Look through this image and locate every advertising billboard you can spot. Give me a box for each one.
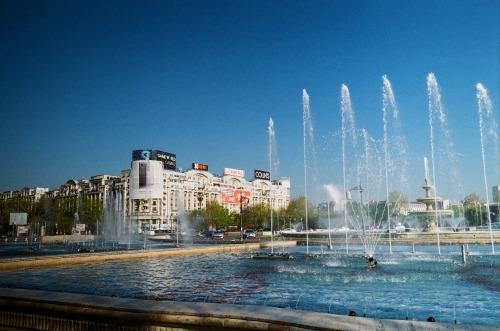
[254,170,270,180]
[192,163,208,171]
[221,189,251,204]
[224,168,245,177]
[9,213,27,225]
[130,160,163,199]
[132,150,176,170]
[156,151,176,170]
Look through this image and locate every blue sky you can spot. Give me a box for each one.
[1,0,498,204]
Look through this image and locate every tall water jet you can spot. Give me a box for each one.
[340,84,356,254]
[302,89,313,254]
[324,184,343,250]
[104,190,125,247]
[268,117,278,253]
[427,73,460,254]
[382,75,409,254]
[426,73,462,199]
[356,129,384,257]
[476,83,497,254]
[175,189,190,247]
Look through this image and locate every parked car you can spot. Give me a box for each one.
[212,231,224,239]
[243,229,256,239]
[203,230,214,238]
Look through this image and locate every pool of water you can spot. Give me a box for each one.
[0,243,498,327]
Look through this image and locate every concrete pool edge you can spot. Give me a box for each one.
[1,288,497,331]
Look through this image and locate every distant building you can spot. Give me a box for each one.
[0,187,49,204]
[493,186,500,202]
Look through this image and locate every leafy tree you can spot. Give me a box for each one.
[462,193,485,226]
[462,193,484,209]
[188,200,232,230]
[242,203,270,230]
[78,195,103,234]
[281,196,319,229]
[389,191,409,216]
[0,201,15,235]
[369,202,388,226]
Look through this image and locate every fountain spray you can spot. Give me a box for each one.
[302,89,311,254]
[476,83,497,254]
[341,84,355,254]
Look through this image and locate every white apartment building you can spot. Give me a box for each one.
[119,164,290,233]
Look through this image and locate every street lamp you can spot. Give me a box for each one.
[239,192,249,240]
[347,182,365,235]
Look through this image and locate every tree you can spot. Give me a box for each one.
[388,191,409,216]
[242,203,270,230]
[188,200,232,230]
[78,195,104,234]
[462,193,485,226]
[282,196,319,229]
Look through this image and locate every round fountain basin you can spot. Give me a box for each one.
[0,244,498,327]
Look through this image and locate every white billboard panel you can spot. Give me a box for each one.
[9,213,27,225]
[130,160,163,199]
[224,168,245,177]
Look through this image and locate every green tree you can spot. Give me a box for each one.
[389,191,409,216]
[78,195,104,234]
[0,200,15,235]
[188,200,232,230]
[243,203,270,230]
[462,193,485,226]
[53,197,78,235]
[282,196,319,229]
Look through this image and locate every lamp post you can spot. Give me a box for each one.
[239,192,249,241]
[348,182,365,235]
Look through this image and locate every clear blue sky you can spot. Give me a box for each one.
[1,0,498,204]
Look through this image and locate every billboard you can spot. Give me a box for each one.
[221,189,251,204]
[156,151,176,170]
[254,170,270,180]
[130,160,163,199]
[224,168,245,177]
[9,213,27,225]
[76,224,86,232]
[132,150,176,170]
[192,163,208,171]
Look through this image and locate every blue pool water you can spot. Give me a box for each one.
[0,244,498,327]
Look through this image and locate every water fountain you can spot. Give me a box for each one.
[412,177,452,231]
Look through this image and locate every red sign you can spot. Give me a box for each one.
[221,189,251,204]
